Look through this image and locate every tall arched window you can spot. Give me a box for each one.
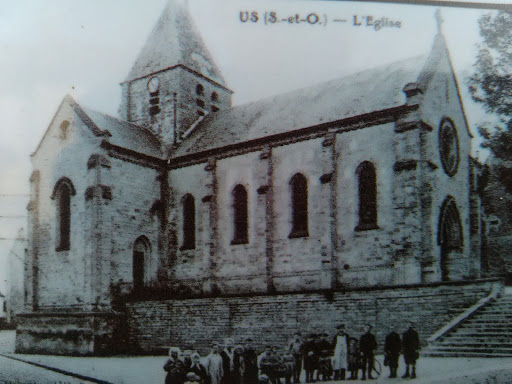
[51,178,76,251]
[232,185,248,244]
[133,236,150,291]
[181,194,196,250]
[356,161,378,231]
[289,173,309,238]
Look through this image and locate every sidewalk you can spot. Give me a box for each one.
[4,352,512,384]
[3,332,512,384]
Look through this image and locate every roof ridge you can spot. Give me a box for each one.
[83,106,153,132]
[69,100,111,137]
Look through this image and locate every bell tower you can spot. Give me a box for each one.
[118,0,232,152]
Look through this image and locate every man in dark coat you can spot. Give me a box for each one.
[243,338,259,384]
[288,332,303,384]
[220,338,236,384]
[359,324,377,380]
[402,321,420,379]
[316,333,333,381]
[302,334,318,383]
[384,330,402,378]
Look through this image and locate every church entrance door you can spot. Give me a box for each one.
[438,197,463,282]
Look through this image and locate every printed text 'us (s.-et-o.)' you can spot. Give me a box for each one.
[239,11,402,31]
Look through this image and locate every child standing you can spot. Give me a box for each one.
[347,338,361,380]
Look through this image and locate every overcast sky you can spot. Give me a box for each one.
[0,0,498,295]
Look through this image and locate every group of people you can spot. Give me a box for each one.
[291,324,378,382]
[164,338,259,384]
[163,322,420,384]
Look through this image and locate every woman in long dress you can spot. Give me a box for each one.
[206,343,224,384]
[332,324,349,380]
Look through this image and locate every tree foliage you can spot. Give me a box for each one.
[469,11,512,160]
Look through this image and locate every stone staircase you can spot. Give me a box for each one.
[426,294,512,357]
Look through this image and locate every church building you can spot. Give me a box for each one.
[16,2,490,355]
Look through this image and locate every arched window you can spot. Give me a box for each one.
[181,194,196,250]
[232,185,248,244]
[356,161,378,231]
[196,84,204,96]
[438,196,463,281]
[133,236,150,291]
[289,173,309,238]
[51,178,76,251]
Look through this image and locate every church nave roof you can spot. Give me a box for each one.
[171,54,427,158]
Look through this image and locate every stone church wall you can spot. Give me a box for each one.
[168,162,212,290]
[335,122,397,287]
[29,106,102,309]
[215,152,268,292]
[125,278,500,355]
[268,139,330,291]
[417,52,475,281]
[109,158,161,289]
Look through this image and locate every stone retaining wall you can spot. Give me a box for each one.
[125,279,501,355]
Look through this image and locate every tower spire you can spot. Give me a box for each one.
[124,0,226,87]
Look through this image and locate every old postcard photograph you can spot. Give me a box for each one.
[0,0,511,383]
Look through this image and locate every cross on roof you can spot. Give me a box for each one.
[435,9,444,34]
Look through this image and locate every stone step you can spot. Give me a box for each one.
[423,350,512,358]
[446,331,512,338]
[455,327,512,333]
[441,338,512,345]
[466,318,512,324]
[463,322,512,327]
[424,296,512,357]
[482,304,512,308]
[461,320,512,326]
[443,336,512,343]
[472,310,512,315]
[425,345,512,354]
[467,313,512,318]
[458,323,512,328]
[432,341,512,352]
[476,309,512,317]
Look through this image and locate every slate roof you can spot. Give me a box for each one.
[82,108,163,158]
[124,0,227,87]
[171,55,427,158]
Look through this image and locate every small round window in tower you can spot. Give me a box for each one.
[147,76,160,93]
[439,118,459,176]
[196,84,204,96]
